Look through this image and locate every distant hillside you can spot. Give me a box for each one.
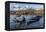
[10,8,44,16]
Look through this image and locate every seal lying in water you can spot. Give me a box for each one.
[13,15,26,24]
[27,16,42,25]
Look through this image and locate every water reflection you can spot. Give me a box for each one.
[10,15,44,29]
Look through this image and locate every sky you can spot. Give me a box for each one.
[10,3,43,11]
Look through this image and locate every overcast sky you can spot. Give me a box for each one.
[10,3,43,11]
